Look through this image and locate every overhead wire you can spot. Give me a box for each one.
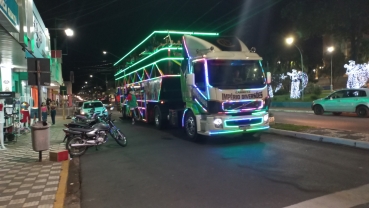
[212,0,283,33]
[185,1,223,30]
[44,1,116,21]
[219,0,283,33]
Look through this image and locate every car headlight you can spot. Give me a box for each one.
[263,114,269,123]
[81,111,85,115]
[213,118,223,128]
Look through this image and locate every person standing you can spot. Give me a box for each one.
[50,101,57,125]
[41,102,48,122]
[46,97,51,115]
[125,88,138,124]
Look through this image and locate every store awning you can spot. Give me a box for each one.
[0,25,33,70]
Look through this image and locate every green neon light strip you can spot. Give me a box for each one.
[124,75,181,85]
[115,57,184,80]
[114,30,219,66]
[224,117,263,128]
[115,47,182,76]
[209,126,269,135]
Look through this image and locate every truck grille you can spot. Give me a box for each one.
[225,118,262,127]
[222,101,263,111]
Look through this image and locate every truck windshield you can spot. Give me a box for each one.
[207,60,266,89]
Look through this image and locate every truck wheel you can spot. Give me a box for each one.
[122,106,128,119]
[185,111,198,141]
[154,106,163,129]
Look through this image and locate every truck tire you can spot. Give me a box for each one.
[184,111,198,141]
[154,106,164,129]
[122,106,128,119]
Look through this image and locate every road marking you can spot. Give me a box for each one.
[54,160,70,208]
[285,184,369,208]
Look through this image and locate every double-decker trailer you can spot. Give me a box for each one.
[114,31,271,141]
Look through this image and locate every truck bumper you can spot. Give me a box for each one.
[196,113,270,136]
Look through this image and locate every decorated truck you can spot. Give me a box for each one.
[114,30,272,141]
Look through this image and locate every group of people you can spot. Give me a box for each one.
[41,98,57,125]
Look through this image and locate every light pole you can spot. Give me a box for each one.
[286,37,304,100]
[103,51,119,58]
[48,26,74,120]
[327,46,335,91]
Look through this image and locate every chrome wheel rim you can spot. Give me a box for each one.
[186,117,196,136]
[69,138,86,154]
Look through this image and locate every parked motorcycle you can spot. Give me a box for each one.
[62,114,107,142]
[64,114,127,156]
[73,108,97,123]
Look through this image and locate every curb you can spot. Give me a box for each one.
[54,160,70,208]
[270,109,313,114]
[268,128,369,150]
[64,157,81,208]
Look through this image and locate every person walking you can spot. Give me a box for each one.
[41,102,48,122]
[125,88,138,124]
[50,101,57,125]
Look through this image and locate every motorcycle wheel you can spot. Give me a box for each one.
[114,130,127,147]
[67,137,88,156]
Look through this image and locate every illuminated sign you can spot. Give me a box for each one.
[222,92,263,100]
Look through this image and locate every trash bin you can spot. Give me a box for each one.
[31,122,50,151]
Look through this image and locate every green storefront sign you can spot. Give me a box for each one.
[0,0,19,31]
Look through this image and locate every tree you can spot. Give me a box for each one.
[282,0,369,61]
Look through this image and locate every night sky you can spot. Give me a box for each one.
[33,0,291,93]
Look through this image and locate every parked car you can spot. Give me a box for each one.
[80,100,108,116]
[74,101,84,115]
[101,99,113,108]
[312,88,369,117]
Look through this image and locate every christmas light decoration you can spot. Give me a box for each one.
[344,61,369,89]
[286,69,308,99]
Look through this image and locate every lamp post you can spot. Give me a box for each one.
[327,46,335,91]
[103,51,119,58]
[285,37,304,100]
[48,27,74,120]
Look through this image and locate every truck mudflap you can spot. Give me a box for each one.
[196,113,270,136]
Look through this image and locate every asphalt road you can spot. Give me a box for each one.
[79,113,369,208]
[271,111,369,134]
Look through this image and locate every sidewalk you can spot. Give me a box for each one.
[0,115,71,208]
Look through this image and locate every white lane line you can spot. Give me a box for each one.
[285,184,369,208]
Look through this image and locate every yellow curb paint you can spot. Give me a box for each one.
[54,160,69,208]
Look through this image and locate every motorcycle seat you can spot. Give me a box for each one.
[68,123,90,128]
[63,129,82,135]
[69,127,94,133]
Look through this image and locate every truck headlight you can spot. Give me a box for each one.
[263,114,269,123]
[213,118,223,128]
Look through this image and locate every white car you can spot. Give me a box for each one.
[312,88,369,117]
[81,101,108,116]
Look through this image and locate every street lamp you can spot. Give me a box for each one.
[327,46,335,91]
[49,25,74,120]
[85,81,88,84]
[103,51,119,58]
[90,75,93,78]
[285,36,304,100]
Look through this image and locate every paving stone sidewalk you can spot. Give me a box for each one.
[0,116,70,208]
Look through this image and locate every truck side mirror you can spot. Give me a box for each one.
[186,73,195,86]
[266,72,271,84]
